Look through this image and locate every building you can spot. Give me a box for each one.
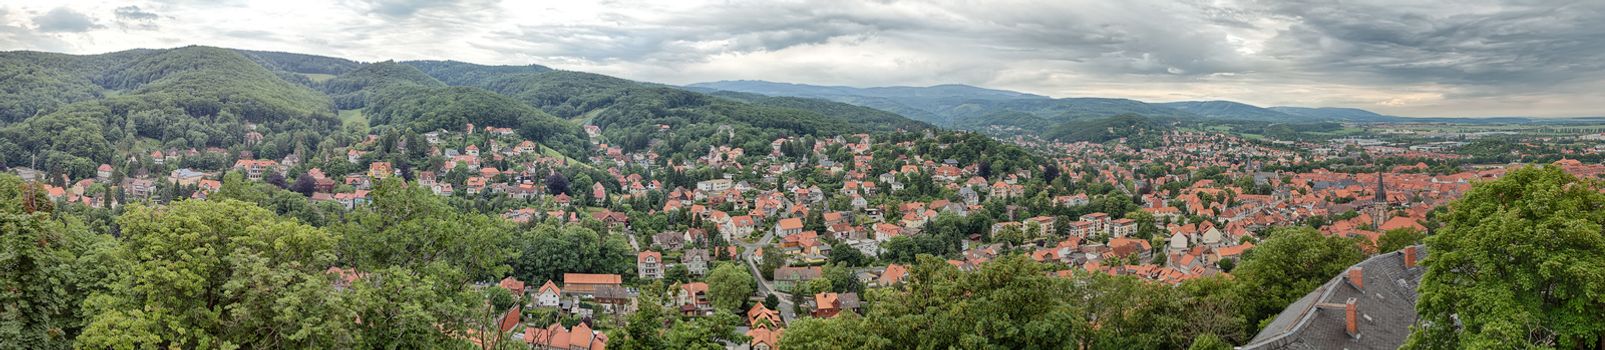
[534,280,562,308]
[560,273,623,298]
[1111,218,1137,237]
[697,179,733,192]
[1241,246,1426,350]
[523,322,608,350]
[683,249,710,275]
[773,266,823,292]
[637,251,663,279]
[775,217,805,237]
[811,292,861,318]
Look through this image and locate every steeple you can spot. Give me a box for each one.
[1374,171,1387,203]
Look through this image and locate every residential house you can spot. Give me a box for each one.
[775,217,804,237]
[638,251,663,279]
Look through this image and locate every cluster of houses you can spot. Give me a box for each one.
[25,117,1605,349]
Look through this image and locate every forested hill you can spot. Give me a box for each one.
[690,80,1199,128]
[393,61,934,158]
[1044,114,1174,148]
[0,46,340,177]
[0,46,937,179]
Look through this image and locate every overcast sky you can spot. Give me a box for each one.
[3,0,1602,117]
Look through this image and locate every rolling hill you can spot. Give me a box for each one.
[0,46,942,176]
[0,46,340,174]
[1158,101,1300,121]
[687,80,1505,128]
[690,80,1197,128]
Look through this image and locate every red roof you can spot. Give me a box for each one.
[563,273,622,285]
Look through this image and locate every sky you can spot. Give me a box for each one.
[2,0,1602,118]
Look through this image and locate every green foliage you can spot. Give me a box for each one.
[1233,226,1366,333]
[0,53,101,123]
[0,175,118,350]
[1045,114,1171,148]
[408,66,928,159]
[323,61,444,109]
[950,110,1053,130]
[1405,166,1605,349]
[706,91,933,132]
[508,221,634,284]
[706,262,755,313]
[614,282,668,350]
[828,242,870,267]
[362,84,588,158]
[237,49,361,76]
[77,199,350,349]
[0,46,338,170]
[1188,334,1232,350]
[778,313,892,350]
[1376,227,1426,253]
[336,178,516,282]
[662,311,747,349]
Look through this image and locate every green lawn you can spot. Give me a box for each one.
[338,109,367,132]
[300,73,337,83]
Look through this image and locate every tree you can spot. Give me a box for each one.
[614,282,667,350]
[78,200,354,349]
[828,242,869,267]
[1376,227,1425,253]
[264,171,287,188]
[1187,334,1232,350]
[1405,166,1605,349]
[546,172,570,196]
[0,175,118,350]
[665,264,691,284]
[336,178,515,281]
[706,262,755,313]
[292,172,317,196]
[764,294,780,310]
[511,223,634,284]
[663,311,747,349]
[1233,227,1365,333]
[779,313,891,350]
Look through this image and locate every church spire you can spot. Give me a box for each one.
[1375,171,1387,203]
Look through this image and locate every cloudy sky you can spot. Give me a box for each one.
[2,0,1602,117]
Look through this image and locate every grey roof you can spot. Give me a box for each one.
[1241,246,1427,350]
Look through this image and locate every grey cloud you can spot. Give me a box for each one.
[496,1,923,63]
[113,6,161,30]
[352,0,486,18]
[33,7,101,33]
[496,0,1262,80]
[114,6,159,21]
[224,30,277,40]
[1259,0,1605,89]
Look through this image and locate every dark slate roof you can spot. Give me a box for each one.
[1241,246,1427,350]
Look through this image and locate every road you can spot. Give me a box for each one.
[733,229,796,322]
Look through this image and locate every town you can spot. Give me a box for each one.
[17,113,1605,349]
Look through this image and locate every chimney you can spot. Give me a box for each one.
[1404,246,1418,268]
[1347,267,1364,290]
[1345,298,1360,338]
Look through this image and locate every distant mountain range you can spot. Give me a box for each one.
[687,80,1542,129]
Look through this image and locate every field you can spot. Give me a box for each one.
[300,73,337,83]
[338,109,367,132]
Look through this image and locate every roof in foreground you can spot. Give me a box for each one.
[1241,245,1427,350]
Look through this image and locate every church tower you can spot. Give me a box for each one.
[1370,171,1389,229]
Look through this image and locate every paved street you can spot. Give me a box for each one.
[733,230,796,322]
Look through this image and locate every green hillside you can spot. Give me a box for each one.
[400,62,936,158]
[1045,114,1172,148]
[0,46,338,177]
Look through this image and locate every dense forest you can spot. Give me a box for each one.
[1045,114,1173,147]
[0,46,339,178]
[0,45,943,180]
